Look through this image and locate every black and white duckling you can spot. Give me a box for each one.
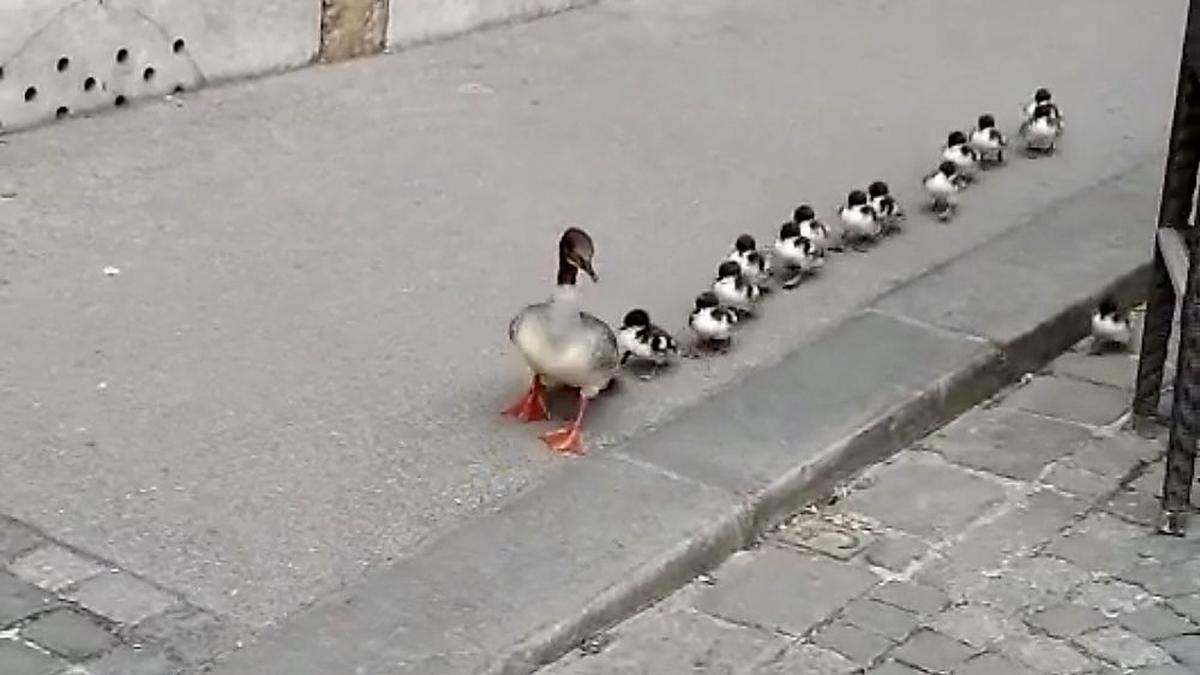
[969,114,1008,165]
[1023,87,1063,126]
[773,221,824,289]
[726,234,773,289]
[688,291,738,350]
[1091,297,1132,353]
[867,181,905,235]
[837,190,881,251]
[713,260,762,315]
[923,160,966,221]
[617,308,678,376]
[942,131,979,182]
[505,227,620,455]
[1020,103,1063,155]
[793,204,839,253]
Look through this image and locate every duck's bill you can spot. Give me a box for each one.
[580,261,598,281]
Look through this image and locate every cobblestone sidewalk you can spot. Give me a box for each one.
[0,525,235,673]
[544,342,1200,674]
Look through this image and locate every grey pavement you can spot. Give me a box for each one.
[0,0,1184,670]
[543,344,1200,675]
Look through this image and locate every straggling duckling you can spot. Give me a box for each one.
[969,114,1008,166]
[617,308,678,377]
[794,204,839,253]
[867,181,905,235]
[773,221,824,289]
[688,291,738,351]
[1020,103,1063,155]
[923,160,966,221]
[726,234,773,289]
[1023,87,1063,127]
[838,190,881,251]
[1091,297,1132,353]
[942,131,980,183]
[713,260,762,316]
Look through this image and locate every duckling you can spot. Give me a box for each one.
[726,234,773,289]
[793,204,839,253]
[773,221,824,289]
[838,190,880,251]
[923,160,965,221]
[713,260,762,315]
[942,131,979,182]
[688,291,738,350]
[867,181,905,235]
[617,309,678,376]
[505,227,620,454]
[969,114,1008,165]
[1023,87,1063,127]
[1020,103,1062,155]
[1091,297,1132,353]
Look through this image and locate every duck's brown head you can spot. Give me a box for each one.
[558,227,597,285]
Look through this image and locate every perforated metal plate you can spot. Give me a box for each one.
[0,0,203,132]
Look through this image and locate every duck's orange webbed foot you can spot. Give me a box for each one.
[540,425,585,455]
[502,376,548,422]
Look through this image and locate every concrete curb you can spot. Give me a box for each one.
[209,158,1159,675]
[496,271,1152,675]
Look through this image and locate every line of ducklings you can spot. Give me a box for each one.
[506,88,1065,454]
[628,88,1066,362]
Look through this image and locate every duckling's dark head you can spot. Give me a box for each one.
[558,227,597,284]
[868,181,889,198]
[780,221,800,239]
[1033,103,1055,119]
[695,292,719,309]
[1097,296,1119,318]
[717,260,741,280]
[1035,87,1052,103]
[939,160,958,176]
[734,234,756,253]
[847,190,868,207]
[793,204,815,222]
[947,130,967,146]
[622,308,651,329]
[978,113,996,129]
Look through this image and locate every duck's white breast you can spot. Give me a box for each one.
[513,310,603,387]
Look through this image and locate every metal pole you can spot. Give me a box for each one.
[1164,234,1200,534]
[1151,2,1200,533]
[1136,57,1198,429]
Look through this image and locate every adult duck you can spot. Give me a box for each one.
[504,227,619,454]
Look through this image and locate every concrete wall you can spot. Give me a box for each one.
[0,0,585,134]
[387,0,589,48]
[0,0,320,131]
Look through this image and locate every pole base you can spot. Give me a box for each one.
[1158,509,1190,536]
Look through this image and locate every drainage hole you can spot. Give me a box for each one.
[114,94,127,107]
[83,76,97,92]
[24,86,37,102]
[172,38,186,53]
[56,56,70,72]
[55,106,69,119]
[0,65,5,81]
[142,66,156,82]
[116,47,129,63]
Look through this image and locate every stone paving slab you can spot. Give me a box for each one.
[1000,376,1131,427]
[694,548,878,637]
[924,407,1094,481]
[541,350,1199,674]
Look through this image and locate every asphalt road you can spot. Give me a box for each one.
[0,0,1185,635]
